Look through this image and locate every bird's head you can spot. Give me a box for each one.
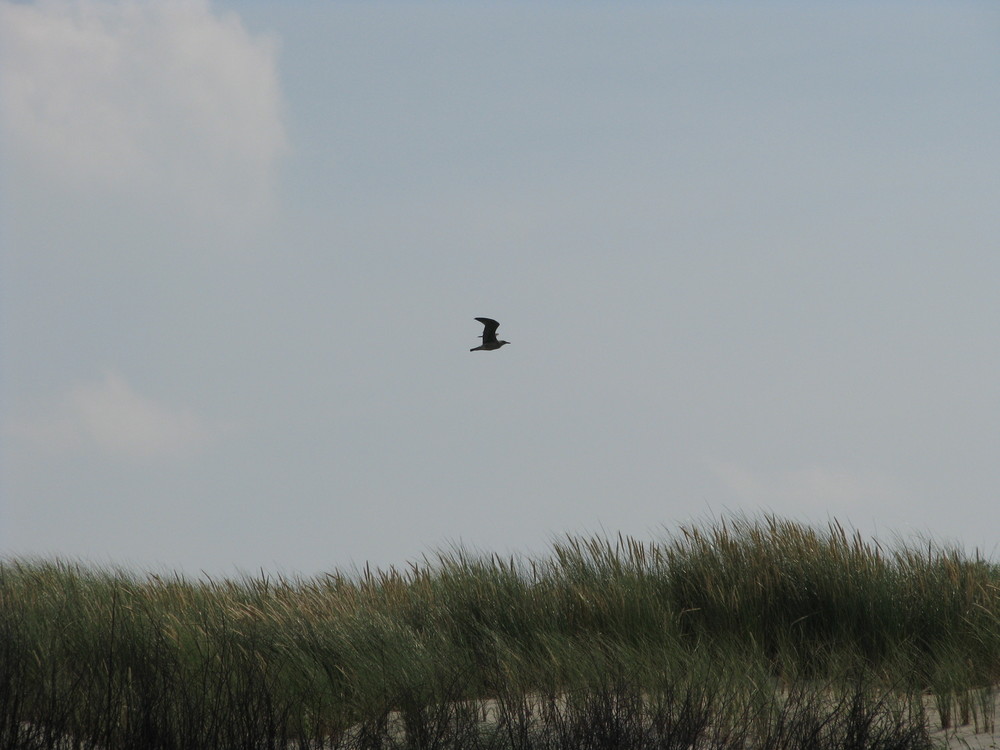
[498,340,510,347]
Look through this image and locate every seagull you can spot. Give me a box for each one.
[470,317,510,351]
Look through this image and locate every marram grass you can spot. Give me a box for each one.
[1,514,997,749]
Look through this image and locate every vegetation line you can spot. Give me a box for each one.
[1,514,996,749]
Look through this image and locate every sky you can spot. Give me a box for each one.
[2,0,1000,575]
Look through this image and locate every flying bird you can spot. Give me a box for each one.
[470,317,510,351]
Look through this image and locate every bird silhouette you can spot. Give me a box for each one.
[470,317,510,351]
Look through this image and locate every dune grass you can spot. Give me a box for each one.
[1,514,997,748]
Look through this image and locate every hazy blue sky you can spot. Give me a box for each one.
[3,1,999,575]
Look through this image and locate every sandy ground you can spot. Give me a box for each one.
[930,723,999,749]
[931,727,999,750]
[924,691,998,750]
[368,690,999,749]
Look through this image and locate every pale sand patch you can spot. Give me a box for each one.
[924,689,998,750]
[355,688,1000,749]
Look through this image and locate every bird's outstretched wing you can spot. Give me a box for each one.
[475,317,500,344]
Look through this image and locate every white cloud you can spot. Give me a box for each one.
[6,371,225,459]
[0,0,286,219]
[709,461,908,513]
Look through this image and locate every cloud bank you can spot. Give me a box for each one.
[6,371,225,459]
[710,461,908,514]
[0,0,287,220]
